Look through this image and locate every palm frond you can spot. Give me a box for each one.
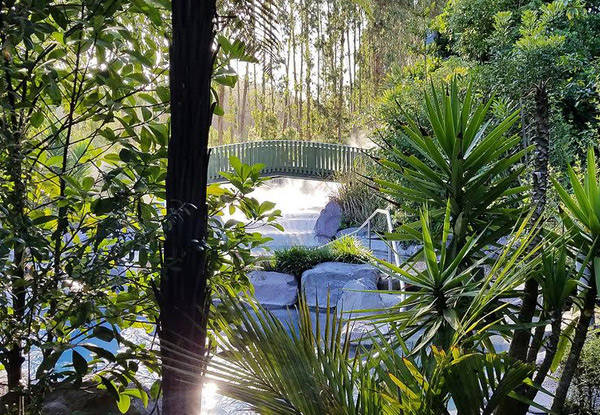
[206,292,386,415]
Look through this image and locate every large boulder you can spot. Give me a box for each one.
[314,201,342,240]
[336,279,391,344]
[301,262,379,307]
[341,320,390,345]
[43,384,152,415]
[249,271,298,307]
[336,278,385,316]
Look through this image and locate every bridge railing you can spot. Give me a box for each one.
[208,140,366,183]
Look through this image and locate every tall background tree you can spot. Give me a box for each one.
[205,0,440,146]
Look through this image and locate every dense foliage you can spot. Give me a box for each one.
[266,235,371,280]
[0,1,170,412]
[1,1,599,414]
[0,0,276,412]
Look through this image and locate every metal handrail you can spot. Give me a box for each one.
[328,208,404,294]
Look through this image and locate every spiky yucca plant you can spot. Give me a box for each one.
[206,291,536,415]
[375,80,529,259]
[550,148,600,413]
[370,203,542,356]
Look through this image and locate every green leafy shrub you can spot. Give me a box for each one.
[267,236,371,280]
[329,235,372,263]
[374,79,528,257]
[268,246,335,280]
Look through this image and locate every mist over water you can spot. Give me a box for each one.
[232,177,340,250]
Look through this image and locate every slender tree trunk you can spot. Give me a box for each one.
[253,64,258,113]
[283,29,291,132]
[1,56,26,413]
[357,19,362,112]
[217,85,225,146]
[292,20,298,130]
[508,85,550,359]
[306,49,312,141]
[337,30,344,142]
[347,24,353,113]
[526,319,547,364]
[516,313,562,413]
[161,1,215,414]
[501,84,551,415]
[353,17,358,113]
[552,283,597,414]
[316,4,322,104]
[299,31,304,140]
[239,69,249,142]
[4,131,26,413]
[260,67,265,137]
[269,59,275,115]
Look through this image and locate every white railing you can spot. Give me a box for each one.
[330,208,404,294]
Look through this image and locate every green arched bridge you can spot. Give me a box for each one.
[208,140,365,183]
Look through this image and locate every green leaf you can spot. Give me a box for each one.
[72,350,88,376]
[30,112,44,128]
[150,380,161,400]
[100,376,120,401]
[82,344,116,362]
[92,198,121,215]
[122,389,149,408]
[32,215,58,225]
[156,86,169,103]
[117,394,131,414]
[36,350,63,378]
[93,325,115,342]
[594,257,600,295]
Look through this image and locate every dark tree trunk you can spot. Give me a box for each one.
[530,85,550,231]
[160,1,216,414]
[4,132,26,413]
[519,313,562,412]
[508,85,550,359]
[2,65,27,412]
[552,283,597,414]
[500,84,550,415]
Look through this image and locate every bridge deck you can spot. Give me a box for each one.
[208,140,365,183]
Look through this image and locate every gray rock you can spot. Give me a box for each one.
[43,384,152,415]
[314,201,342,239]
[397,243,423,259]
[301,262,379,307]
[249,271,298,307]
[336,279,391,345]
[380,293,404,309]
[336,278,385,316]
[341,320,390,345]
